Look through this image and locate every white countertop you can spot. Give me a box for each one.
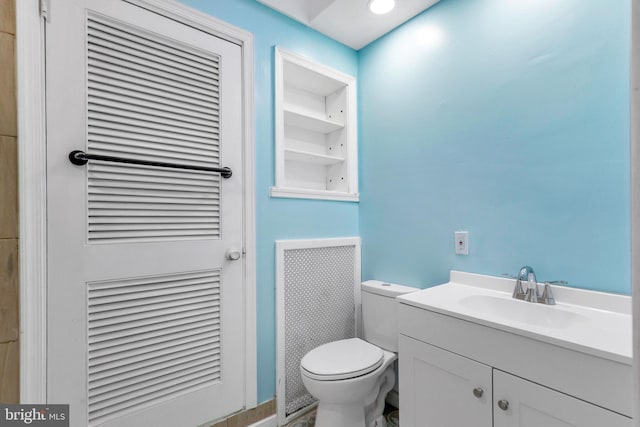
[397,271,632,365]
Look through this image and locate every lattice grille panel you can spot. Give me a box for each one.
[87,270,222,426]
[282,244,357,417]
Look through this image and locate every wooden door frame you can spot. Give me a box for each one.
[16,0,257,409]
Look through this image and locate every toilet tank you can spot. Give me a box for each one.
[361,280,418,352]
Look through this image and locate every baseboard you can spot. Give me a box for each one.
[202,399,276,427]
[248,415,277,427]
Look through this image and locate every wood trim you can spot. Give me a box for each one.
[248,415,277,427]
[16,0,47,404]
[206,399,276,427]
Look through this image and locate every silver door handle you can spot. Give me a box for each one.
[473,388,484,398]
[225,249,242,261]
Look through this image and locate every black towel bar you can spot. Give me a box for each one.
[68,150,232,179]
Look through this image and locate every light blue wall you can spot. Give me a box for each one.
[359,0,630,293]
[181,0,630,406]
[178,0,359,403]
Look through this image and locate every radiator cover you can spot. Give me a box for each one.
[276,237,361,425]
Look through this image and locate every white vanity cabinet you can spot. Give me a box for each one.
[400,335,631,427]
[493,370,630,427]
[399,336,492,427]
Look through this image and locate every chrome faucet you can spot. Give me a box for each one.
[512,266,563,305]
[512,266,534,300]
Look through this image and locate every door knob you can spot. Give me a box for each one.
[225,249,242,261]
[497,399,509,411]
[473,388,484,398]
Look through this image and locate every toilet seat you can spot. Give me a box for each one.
[300,338,384,381]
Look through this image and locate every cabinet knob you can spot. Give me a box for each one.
[472,388,484,398]
[225,249,242,261]
[497,399,509,411]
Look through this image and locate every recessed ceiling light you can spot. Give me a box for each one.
[368,0,396,15]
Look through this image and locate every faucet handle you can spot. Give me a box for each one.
[523,272,539,303]
[512,266,535,300]
[512,279,525,299]
[524,273,540,302]
[540,282,556,305]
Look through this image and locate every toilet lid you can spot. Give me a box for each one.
[300,338,384,381]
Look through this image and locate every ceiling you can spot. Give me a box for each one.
[256,0,440,50]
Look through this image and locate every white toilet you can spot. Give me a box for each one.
[300,280,416,427]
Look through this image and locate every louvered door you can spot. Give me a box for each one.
[46,1,244,426]
[86,12,225,243]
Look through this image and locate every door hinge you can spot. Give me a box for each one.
[40,0,50,22]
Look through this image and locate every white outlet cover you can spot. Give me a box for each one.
[455,231,468,255]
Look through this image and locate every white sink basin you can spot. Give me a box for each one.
[397,271,632,364]
[459,294,589,329]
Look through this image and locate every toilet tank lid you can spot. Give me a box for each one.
[361,280,419,297]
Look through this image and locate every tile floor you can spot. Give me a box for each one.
[284,405,399,427]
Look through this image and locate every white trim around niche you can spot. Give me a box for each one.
[271,47,359,203]
[16,0,258,409]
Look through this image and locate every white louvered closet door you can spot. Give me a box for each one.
[45,1,245,426]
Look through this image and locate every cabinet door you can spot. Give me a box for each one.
[493,370,631,427]
[399,335,492,427]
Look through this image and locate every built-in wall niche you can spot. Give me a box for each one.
[271,47,358,201]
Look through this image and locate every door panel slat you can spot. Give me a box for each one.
[88,88,218,123]
[87,12,222,243]
[88,18,220,69]
[88,347,219,385]
[87,270,222,424]
[90,312,221,338]
[89,314,220,346]
[88,344,220,381]
[88,373,220,425]
[88,18,220,76]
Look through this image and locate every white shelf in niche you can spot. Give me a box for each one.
[284,108,344,134]
[272,47,358,202]
[284,148,344,165]
[270,186,359,202]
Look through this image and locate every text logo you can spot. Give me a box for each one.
[0,405,68,426]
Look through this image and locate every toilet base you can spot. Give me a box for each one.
[310,365,395,427]
[314,402,366,427]
[313,404,388,427]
